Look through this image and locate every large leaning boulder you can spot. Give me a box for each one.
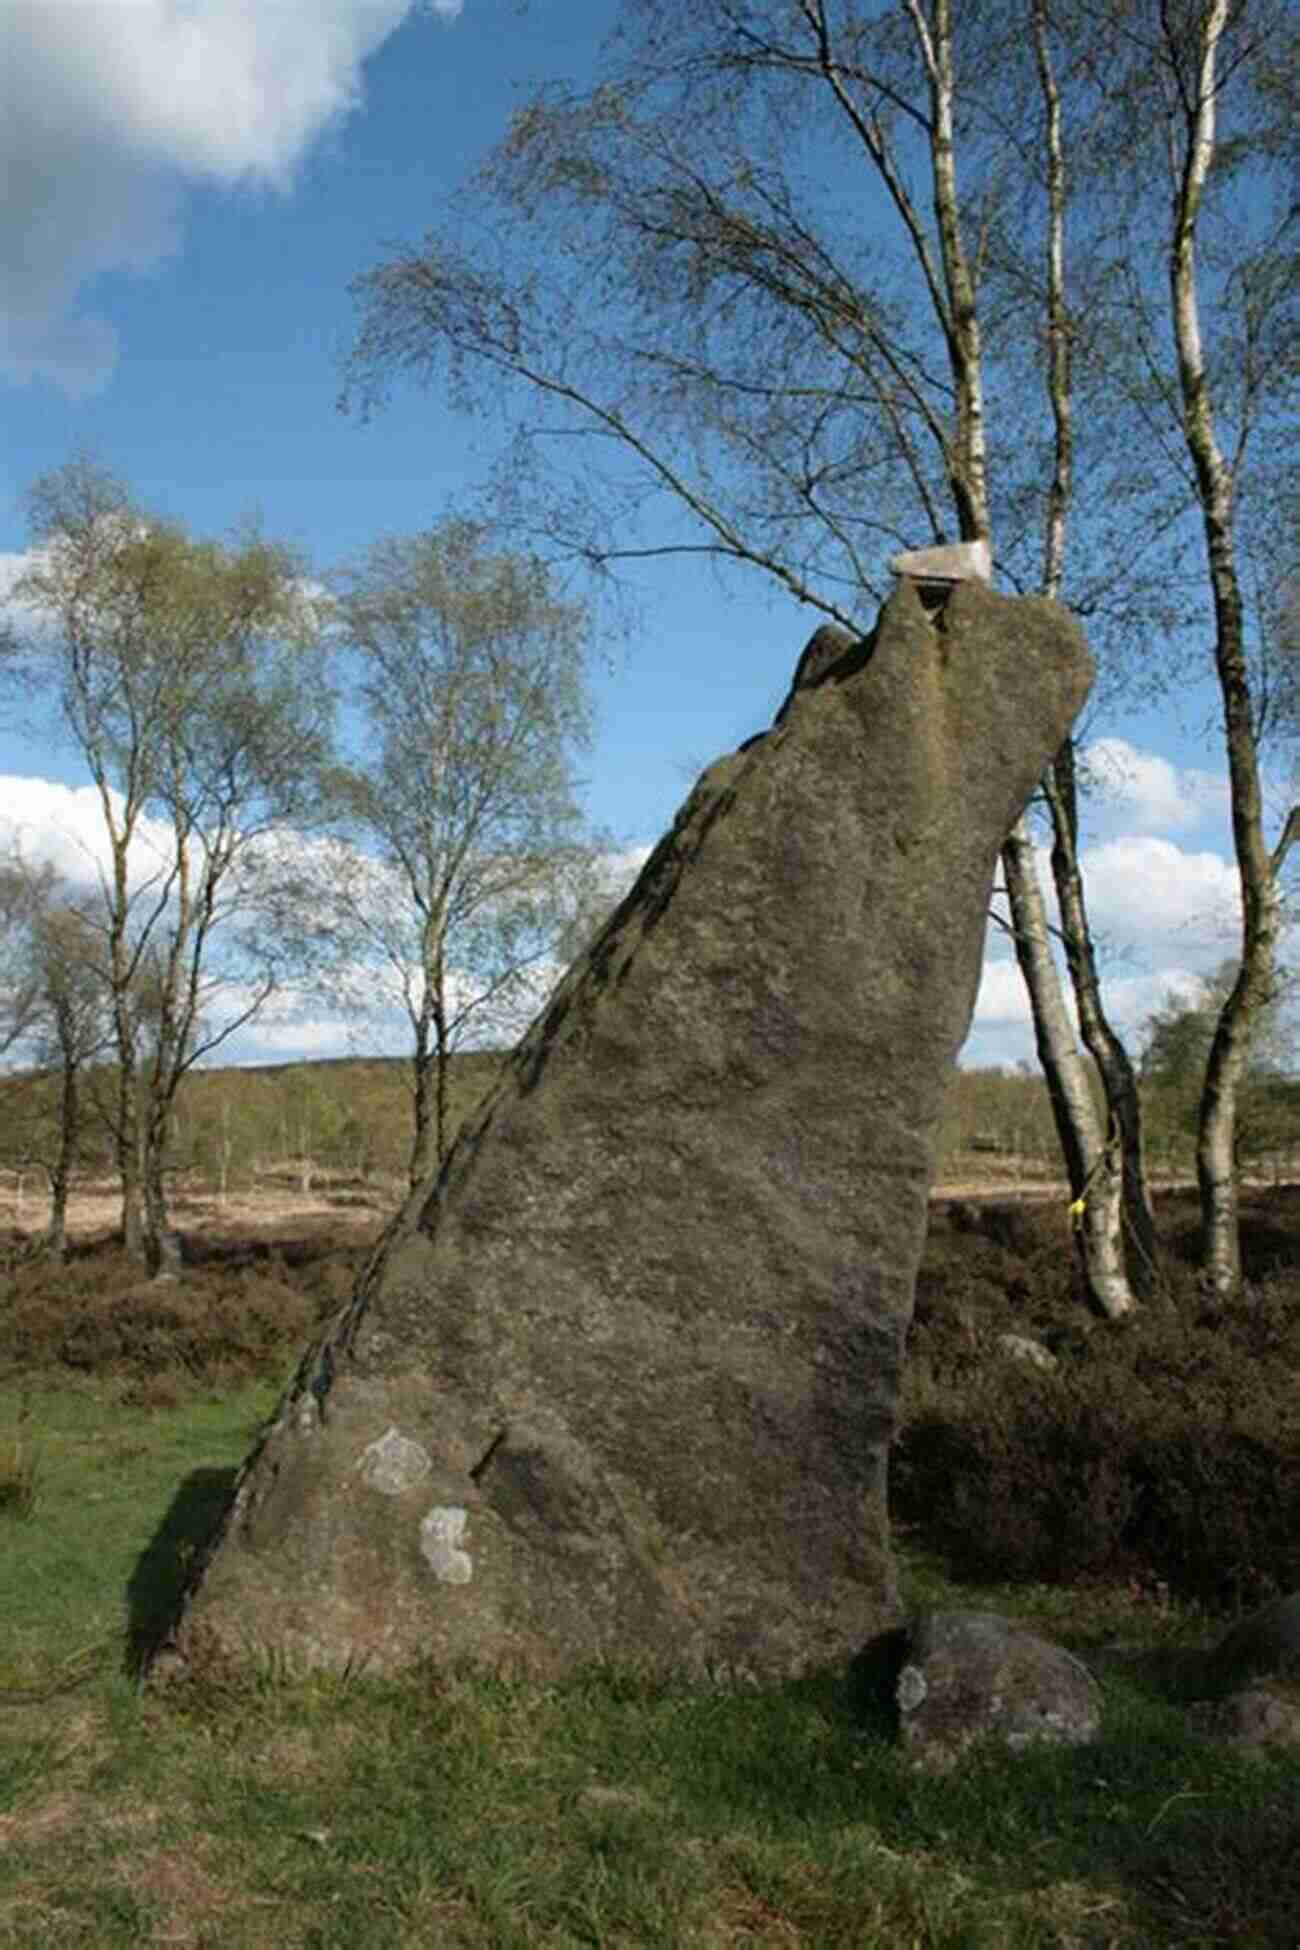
[160,580,1092,1685]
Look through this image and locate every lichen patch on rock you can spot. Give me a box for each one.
[420,1506,473,1584]
[354,1427,433,1495]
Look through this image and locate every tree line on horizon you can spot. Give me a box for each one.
[1,0,1297,1305]
[1,1025,1295,1226]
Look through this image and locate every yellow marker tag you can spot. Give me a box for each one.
[1068,1196,1087,1223]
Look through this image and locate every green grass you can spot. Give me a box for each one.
[0,1374,284,1690]
[2,1376,1298,1947]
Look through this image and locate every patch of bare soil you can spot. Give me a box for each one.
[0,1176,400,1246]
[932,1169,1300,1204]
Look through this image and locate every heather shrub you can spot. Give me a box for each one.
[897,1201,1300,1610]
[0,1234,364,1389]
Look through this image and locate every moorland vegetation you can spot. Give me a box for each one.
[1,1051,1297,1946]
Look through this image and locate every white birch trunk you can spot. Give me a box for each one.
[1165,0,1292,1296]
[1002,817,1136,1318]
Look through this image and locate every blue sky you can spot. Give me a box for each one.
[0,0,1288,1070]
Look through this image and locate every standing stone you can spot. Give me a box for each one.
[162,581,1092,1685]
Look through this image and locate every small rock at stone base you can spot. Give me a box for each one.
[995,1333,1059,1373]
[896,1609,1101,1773]
[1187,1686,1300,1756]
[1204,1592,1300,1692]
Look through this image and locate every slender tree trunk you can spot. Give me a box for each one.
[908,0,991,543]
[117,1078,144,1258]
[1002,816,1136,1318]
[409,1027,437,1189]
[43,1056,77,1262]
[1163,0,1294,1296]
[407,950,440,1189]
[408,918,452,1190]
[1043,746,1160,1293]
[44,1173,69,1262]
[999,0,1153,1308]
[1193,607,1288,1299]
[141,1106,181,1278]
[433,963,450,1178]
[105,826,147,1259]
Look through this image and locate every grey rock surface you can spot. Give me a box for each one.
[897,1609,1103,1772]
[1204,1592,1300,1692]
[1187,1685,1300,1755]
[995,1333,1060,1373]
[891,539,993,584]
[162,581,1092,1685]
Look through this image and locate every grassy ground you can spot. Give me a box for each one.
[2,1198,1298,1947]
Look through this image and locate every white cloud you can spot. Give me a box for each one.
[0,773,175,893]
[1081,737,1227,836]
[239,825,1270,1074]
[0,554,31,603]
[972,957,1033,1028]
[608,838,654,877]
[0,0,430,395]
[1072,834,1239,955]
[964,829,1265,1070]
[213,988,403,1066]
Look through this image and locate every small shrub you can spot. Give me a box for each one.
[0,1236,343,1390]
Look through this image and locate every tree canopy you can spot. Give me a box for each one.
[320,519,602,1182]
[11,456,334,1266]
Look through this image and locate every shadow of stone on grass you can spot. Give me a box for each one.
[125,1465,238,1680]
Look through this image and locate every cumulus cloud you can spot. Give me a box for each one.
[213,824,639,1067]
[1072,834,1240,956]
[0,554,31,603]
[965,827,1263,1069]
[964,958,1220,1072]
[267,823,1254,1074]
[0,0,433,394]
[0,774,175,892]
[600,842,654,888]
[972,957,1034,1029]
[1081,737,1228,836]
[212,981,408,1066]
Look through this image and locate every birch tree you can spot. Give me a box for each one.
[1083,0,1299,1294]
[324,521,600,1186]
[0,853,111,1257]
[12,458,333,1272]
[1169,0,1297,1296]
[993,0,1158,1311]
[343,0,1189,1313]
[0,853,49,1062]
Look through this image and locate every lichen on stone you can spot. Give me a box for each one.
[420,1506,472,1584]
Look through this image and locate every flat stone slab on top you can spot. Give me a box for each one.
[890,539,992,585]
